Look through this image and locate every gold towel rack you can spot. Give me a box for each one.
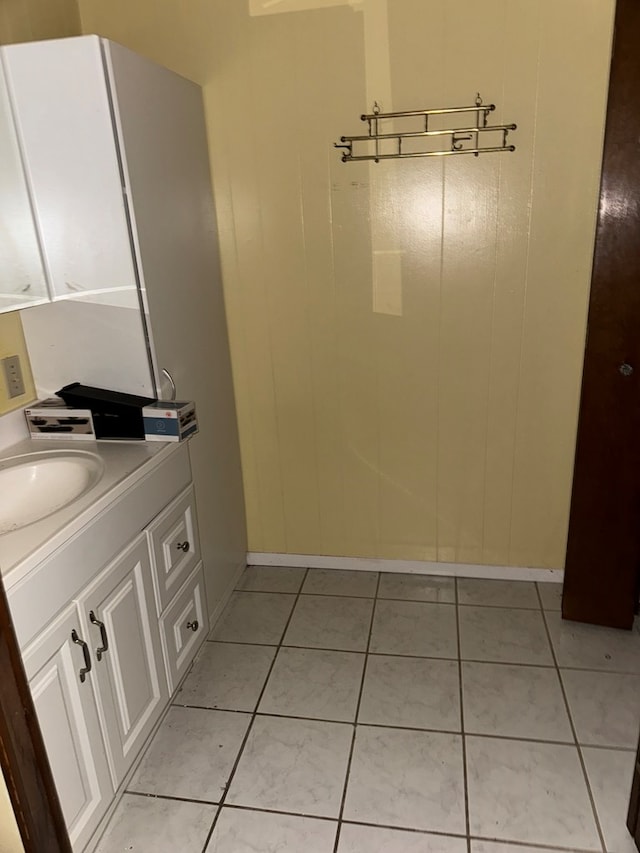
[335,94,516,163]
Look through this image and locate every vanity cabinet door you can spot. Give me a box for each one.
[78,534,168,788]
[23,604,113,852]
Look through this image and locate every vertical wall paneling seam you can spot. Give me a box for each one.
[295,149,324,549]
[249,17,288,551]
[435,153,445,562]
[293,11,323,553]
[506,0,544,565]
[481,0,509,561]
[219,112,264,548]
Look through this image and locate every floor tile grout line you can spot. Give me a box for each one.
[121,790,605,853]
[470,834,602,853]
[231,583,557,610]
[455,577,472,852]
[332,571,381,853]
[126,789,220,807]
[197,568,311,853]
[204,636,640,675]
[536,583,608,853]
[166,700,637,751]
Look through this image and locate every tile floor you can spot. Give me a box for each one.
[96,568,640,853]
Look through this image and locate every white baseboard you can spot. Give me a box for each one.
[247,552,564,584]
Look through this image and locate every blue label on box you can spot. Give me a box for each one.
[143,417,180,436]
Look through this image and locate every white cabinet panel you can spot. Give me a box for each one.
[0,56,48,312]
[160,564,208,693]
[148,486,200,614]
[78,534,168,787]
[23,605,112,852]
[2,36,138,303]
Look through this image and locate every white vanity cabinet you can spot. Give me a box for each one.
[75,535,168,787]
[8,445,209,851]
[23,605,113,853]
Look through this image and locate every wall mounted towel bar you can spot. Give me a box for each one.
[335,94,516,163]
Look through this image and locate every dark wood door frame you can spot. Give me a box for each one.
[563,0,640,630]
[0,573,71,853]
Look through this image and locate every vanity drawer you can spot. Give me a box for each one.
[160,564,208,693]
[147,486,200,614]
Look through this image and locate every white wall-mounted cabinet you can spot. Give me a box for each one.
[0,60,49,313]
[3,38,139,305]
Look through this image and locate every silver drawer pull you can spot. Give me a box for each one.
[176,541,190,553]
[71,629,92,683]
[89,610,109,662]
[186,620,199,632]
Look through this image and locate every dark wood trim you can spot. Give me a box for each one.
[0,576,71,853]
[628,730,640,848]
[563,0,640,629]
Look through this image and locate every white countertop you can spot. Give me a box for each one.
[0,437,177,588]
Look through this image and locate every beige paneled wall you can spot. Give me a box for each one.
[0,0,80,44]
[0,314,35,414]
[79,0,614,569]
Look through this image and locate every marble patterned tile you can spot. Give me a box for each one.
[95,794,216,853]
[458,606,553,665]
[358,655,460,731]
[283,595,373,651]
[175,642,276,711]
[472,844,568,853]
[209,592,296,644]
[546,612,640,673]
[236,565,306,593]
[466,735,601,849]
[378,573,456,603]
[462,662,572,741]
[338,823,467,853]
[343,726,465,834]
[206,807,337,852]
[128,707,250,802]
[537,581,563,611]
[226,715,352,817]
[369,600,458,659]
[582,747,637,853]
[561,669,640,748]
[302,569,378,597]
[457,578,540,609]
[258,647,365,721]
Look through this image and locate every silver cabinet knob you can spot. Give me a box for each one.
[186,620,199,632]
[619,363,634,377]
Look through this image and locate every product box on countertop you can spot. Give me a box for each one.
[25,397,96,440]
[142,401,198,442]
[57,382,155,440]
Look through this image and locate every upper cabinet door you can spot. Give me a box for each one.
[2,36,138,303]
[0,56,49,313]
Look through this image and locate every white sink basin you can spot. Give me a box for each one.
[0,450,104,534]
